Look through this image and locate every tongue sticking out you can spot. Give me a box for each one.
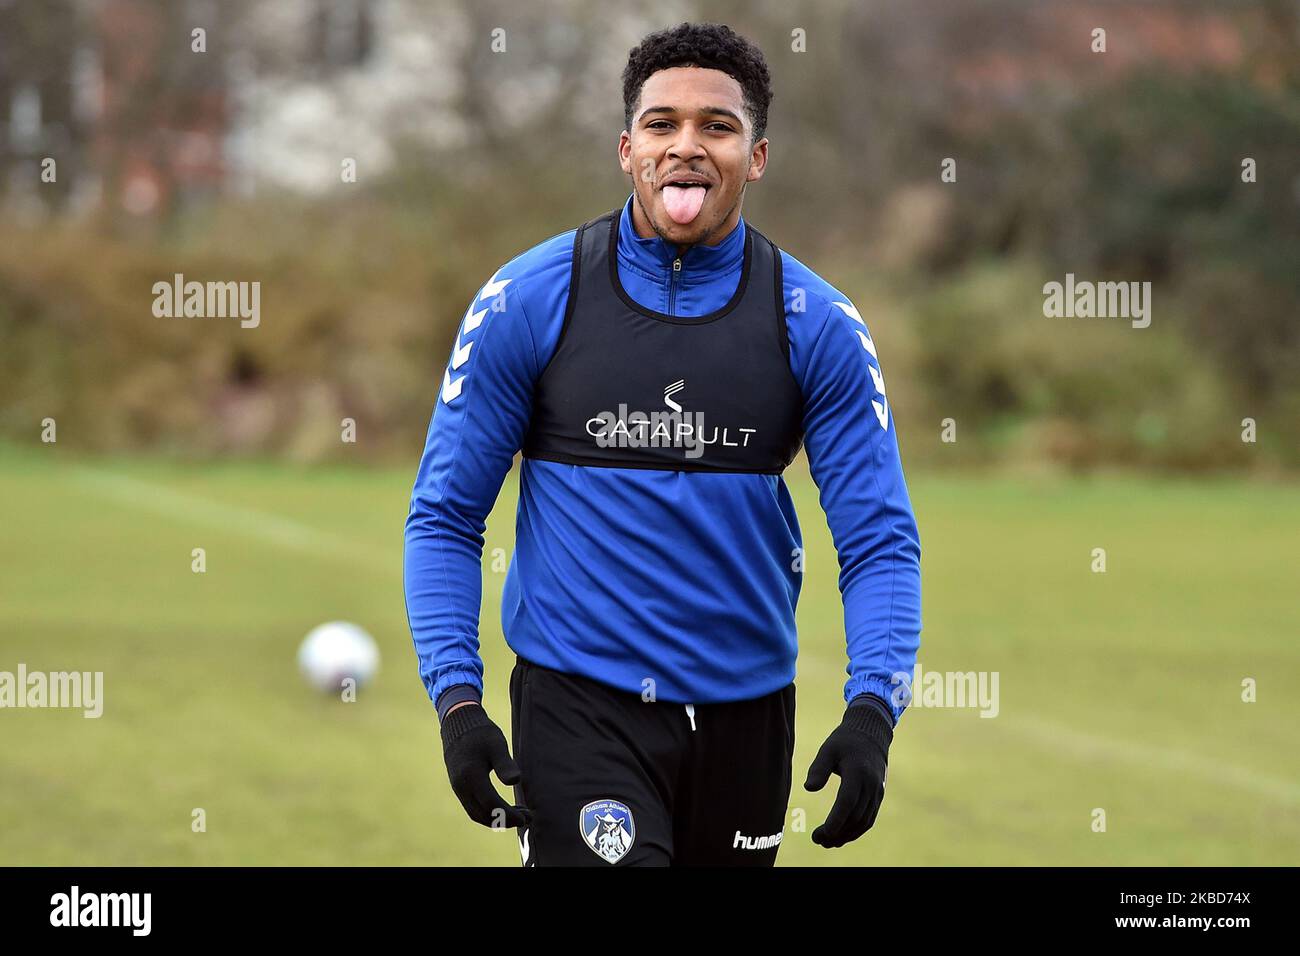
[662,184,707,225]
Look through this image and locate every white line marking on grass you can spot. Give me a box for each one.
[70,468,394,574]
[1006,713,1300,806]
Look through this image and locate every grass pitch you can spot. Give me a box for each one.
[1,443,1295,865]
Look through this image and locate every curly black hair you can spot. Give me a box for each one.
[622,22,773,144]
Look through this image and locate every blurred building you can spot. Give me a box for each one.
[0,0,390,216]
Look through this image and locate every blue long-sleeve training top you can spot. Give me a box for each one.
[403,193,921,724]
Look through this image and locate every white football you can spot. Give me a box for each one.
[297,621,380,693]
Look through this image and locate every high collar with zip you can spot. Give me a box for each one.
[614,192,747,318]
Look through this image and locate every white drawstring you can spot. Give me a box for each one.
[684,703,696,731]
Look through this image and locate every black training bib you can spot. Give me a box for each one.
[521,209,804,474]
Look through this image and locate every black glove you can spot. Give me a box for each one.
[803,696,894,848]
[440,703,533,830]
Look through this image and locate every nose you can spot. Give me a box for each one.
[666,122,707,163]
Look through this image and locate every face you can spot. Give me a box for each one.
[619,65,768,249]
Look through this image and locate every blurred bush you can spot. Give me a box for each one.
[897,261,1264,471]
[1,1,1296,472]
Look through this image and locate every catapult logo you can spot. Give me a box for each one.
[584,380,757,460]
[580,798,636,864]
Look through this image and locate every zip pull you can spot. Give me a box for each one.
[668,258,683,315]
[684,703,696,732]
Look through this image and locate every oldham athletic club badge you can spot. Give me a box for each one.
[580,799,635,863]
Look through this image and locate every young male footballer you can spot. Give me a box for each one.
[403,21,921,866]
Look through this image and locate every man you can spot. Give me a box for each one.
[404,22,921,866]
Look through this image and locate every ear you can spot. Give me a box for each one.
[618,130,633,176]
[746,136,769,184]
